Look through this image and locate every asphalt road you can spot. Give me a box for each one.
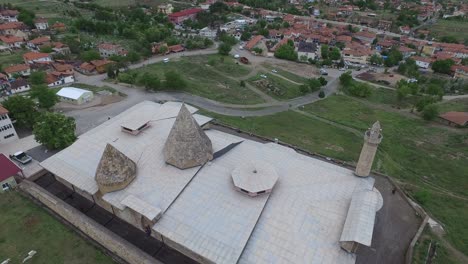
[69,47,361,134]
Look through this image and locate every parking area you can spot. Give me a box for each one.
[33,173,196,264]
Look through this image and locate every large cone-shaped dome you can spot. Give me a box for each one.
[163,104,213,169]
[95,144,137,194]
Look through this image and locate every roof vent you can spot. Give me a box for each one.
[231,160,279,197]
[121,120,150,135]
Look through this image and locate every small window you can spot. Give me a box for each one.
[257,190,266,194]
[240,188,249,194]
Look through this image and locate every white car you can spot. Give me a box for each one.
[260,74,267,79]
[239,46,244,50]
[234,54,240,59]
[163,58,170,63]
[271,69,278,73]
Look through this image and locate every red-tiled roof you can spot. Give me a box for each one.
[23,52,50,61]
[0,21,24,30]
[245,35,264,50]
[3,64,30,74]
[168,44,185,52]
[0,153,21,182]
[29,36,51,45]
[34,17,48,23]
[0,105,8,115]
[439,112,468,126]
[0,35,23,44]
[168,8,202,18]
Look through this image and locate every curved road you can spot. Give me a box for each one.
[70,47,353,134]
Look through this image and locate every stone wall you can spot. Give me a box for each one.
[19,180,160,264]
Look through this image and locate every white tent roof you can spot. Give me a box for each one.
[56,87,92,100]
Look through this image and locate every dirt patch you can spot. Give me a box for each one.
[98,94,124,106]
[23,214,40,232]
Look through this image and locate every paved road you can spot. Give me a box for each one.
[70,47,358,134]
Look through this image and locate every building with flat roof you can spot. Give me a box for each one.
[40,101,383,263]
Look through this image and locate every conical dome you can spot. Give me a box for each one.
[163,104,213,169]
[95,144,137,194]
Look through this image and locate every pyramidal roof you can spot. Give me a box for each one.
[95,144,137,194]
[163,104,213,169]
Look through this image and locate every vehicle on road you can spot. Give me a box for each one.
[260,74,267,79]
[339,68,346,71]
[239,46,244,50]
[271,69,278,73]
[163,58,170,63]
[234,54,240,59]
[320,69,328,76]
[10,151,32,164]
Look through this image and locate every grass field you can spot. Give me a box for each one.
[424,19,468,43]
[206,93,468,260]
[0,191,114,264]
[0,51,26,67]
[128,55,265,105]
[248,72,305,100]
[412,227,459,264]
[366,87,419,108]
[437,98,468,113]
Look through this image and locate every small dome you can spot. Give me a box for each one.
[95,144,137,194]
[231,160,279,196]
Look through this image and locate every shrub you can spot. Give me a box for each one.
[318,76,328,86]
[413,188,431,205]
[318,90,325,98]
[422,104,439,121]
[299,84,310,94]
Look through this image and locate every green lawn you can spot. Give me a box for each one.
[437,98,468,113]
[412,227,459,264]
[207,94,468,259]
[128,55,265,105]
[261,63,309,84]
[0,51,26,67]
[424,19,468,43]
[367,87,419,108]
[0,191,115,264]
[248,72,305,100]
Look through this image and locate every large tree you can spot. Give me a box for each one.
[164,71,186,89]
[329,47,341,60]
[218,42,232,56]
[431,59,455,75]
[80,50,101,62]
[274,40,297,61]
[29,71,46,85]
[1,96,38,128]
[33,112,77,149]
[29,85,59,110]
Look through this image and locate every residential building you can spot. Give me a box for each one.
[56,87,93,105]
[199,27,217,39]
[0,154,20,192]
[0,35,24,49]
[52,42,70,55]
[343,49,373,65]
[399,26,411,35]
[398,46,417,59]
[168,8,202,24]
[78,62,96,74]
[23,52,52,64]
[0,21,24,35]
[34,17,49,30]
[3,64,30,78]
[51,22,66,32]
[412,56,432,69]
[90,59,114,74]
[0,9,19,22]
[157,3,174,14]
[98,43,127,58]
[297,41,318,60]
[438,112,468,127]
[245,35,265,52]
[167,44,185,53]
[27,36,51,50]
[9,78,30,94]
[0,105,18,144]
[451,65,468,79]
[46,73,75,87]
[354,31,376,44]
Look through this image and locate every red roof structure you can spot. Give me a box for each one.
[0,153,21,182]
[439,112,468,126]
[169,8,202,18]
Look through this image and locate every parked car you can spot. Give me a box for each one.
[260,74,267,79]
[320,69,328,76]
[271,69,278,73]
[10,151,32,164]
[163,58,170,63]
[234,54,240,59]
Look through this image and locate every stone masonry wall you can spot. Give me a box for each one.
[19,180,160,264]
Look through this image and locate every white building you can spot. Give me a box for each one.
[41,101,383,264]
[56,87,94,105]
[34,18,49,30]
[0,105,19,144]
[412,56,432,69]
[199,27,217,39]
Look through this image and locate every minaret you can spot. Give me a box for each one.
[355,121,383,177]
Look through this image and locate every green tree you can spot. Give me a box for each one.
[274,41,297,61]
[339,71,353,86]
[347,82,373,98]
[318,76,328,86]
[137,72,161,91]
[397,83,411,101]
[308,78,322,92]
[299,84,310,94]
[30,71,46,85]
[425,83,444,98]
[218,42,232,56]
[39,45,53,53]
[126,51,141,63]
[384,47,403,67]
[240,80,246,87]
[329,47,341,60]
[29,85,59,110]
[422,104,439,121]
[240,31,251,41]
[370,54,384,65]
[431,59,455,74]
[318,90,325,98]
[164,71,186,89]
[1,96,38,128]
[415,96,437,112]
[320,45,329,59]
[33,112,77,149]
[80,50,101,62]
